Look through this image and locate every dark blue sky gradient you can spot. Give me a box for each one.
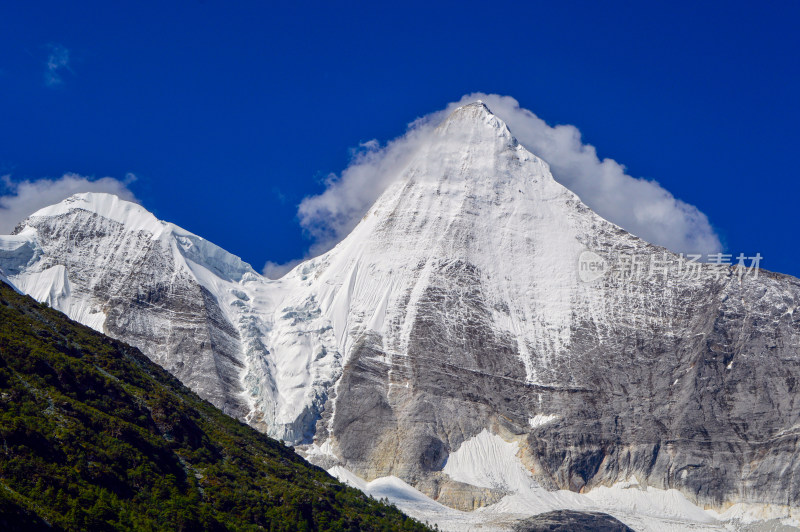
[1,1,798,275]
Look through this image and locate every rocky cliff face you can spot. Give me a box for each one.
[2,103,799,518]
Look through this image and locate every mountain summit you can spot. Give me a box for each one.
[1,103,799,527]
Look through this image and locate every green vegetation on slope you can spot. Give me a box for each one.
[0,281,431,532]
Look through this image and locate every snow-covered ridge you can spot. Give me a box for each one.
[25,193,257,281]
[8,192,259,314]
[26,192,166,237]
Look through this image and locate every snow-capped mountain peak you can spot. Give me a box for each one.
[2,103,800,528]
[436,100,514,138]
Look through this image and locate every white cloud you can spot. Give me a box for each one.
[44,44,71,87]
[297,128,435,255]
[0,173,137,234]
[262,258,304,280]
[297,93,721,256]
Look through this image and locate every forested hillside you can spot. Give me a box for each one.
[0,280,430,531]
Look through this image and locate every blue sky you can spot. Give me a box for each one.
[1,1,798,276]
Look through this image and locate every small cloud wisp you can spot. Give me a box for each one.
[44,44,72,87]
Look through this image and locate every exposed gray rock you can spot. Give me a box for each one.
[512,510,635,531]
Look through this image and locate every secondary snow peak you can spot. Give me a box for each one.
[22,192,163,236]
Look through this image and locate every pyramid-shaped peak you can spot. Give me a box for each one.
[458,100,492,112]
[437,100,516,143]
[445,100,494,121]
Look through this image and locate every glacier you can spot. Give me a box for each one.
[329,431,785,531]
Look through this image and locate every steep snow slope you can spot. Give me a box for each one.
[266,102,599,447]
[2,103,800,525]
